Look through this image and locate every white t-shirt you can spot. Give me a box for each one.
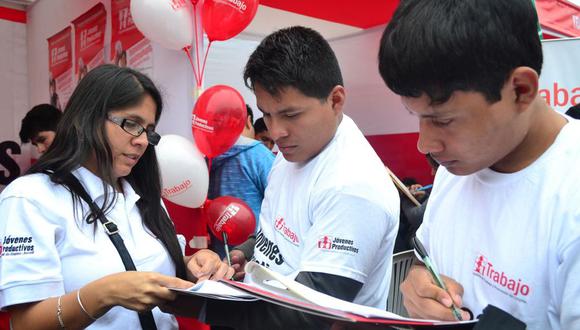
[252,114,400,309]
[0,167,179,330]
[417,118,580,330]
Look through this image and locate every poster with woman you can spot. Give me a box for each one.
[72,3,106,85]
[47,26,73,111]
[110,0,153,72]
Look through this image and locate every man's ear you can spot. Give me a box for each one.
[329,85,346,114]
[510,67,539,110]
[245,116,253,130]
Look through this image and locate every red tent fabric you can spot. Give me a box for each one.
[260,0,399,28]
[0,6,26,24]
[536,0,580,37]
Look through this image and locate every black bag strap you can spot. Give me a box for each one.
[61,172,157,330]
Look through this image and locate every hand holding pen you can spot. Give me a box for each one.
[400,236,470,321]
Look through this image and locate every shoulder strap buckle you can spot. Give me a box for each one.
[102,221,119,235]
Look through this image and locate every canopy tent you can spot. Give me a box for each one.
[536,0,580,37]
[1,0,578,39]
[260,0,399,29]
[244,0,400,40]
[241,0,580,40]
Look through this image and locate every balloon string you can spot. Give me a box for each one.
[200,41,213,84]
[183,46,200,86]
[193,3,202,86]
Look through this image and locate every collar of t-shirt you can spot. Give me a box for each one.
[288,114,353,171]
[72,166,141,209]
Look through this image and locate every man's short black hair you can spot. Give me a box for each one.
[254,117,267,134]
[565,104,580,119]
[402,177,418,186]
[378,0,543,104]
[19,104,62,143]
[244,26,343,100]
[246,104,254,123]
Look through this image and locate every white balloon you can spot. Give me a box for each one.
[156,134,208,208]
[131,0,193,50]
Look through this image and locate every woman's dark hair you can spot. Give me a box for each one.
[244,26,343,100]
[28,64,186,279]
[378,0,543,104]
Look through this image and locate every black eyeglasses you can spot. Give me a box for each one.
[107,116,161,146]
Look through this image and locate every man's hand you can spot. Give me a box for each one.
[186,249,234,282]
[400,265,470,321]
[409,184,427,199]
[228,249,248,281]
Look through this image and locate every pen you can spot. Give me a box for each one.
[222,232,232,267]
[416,184,433,191]
[412,236,463,321]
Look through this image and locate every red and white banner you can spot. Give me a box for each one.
[110,0,152,71]
[1,7,29,198]
[47,26,73,111]
[539,37,580,113]
[72,3,106,85]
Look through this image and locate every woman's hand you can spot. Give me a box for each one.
[185,249,234,282]
[91,271,194,313]
[7,272,193,330]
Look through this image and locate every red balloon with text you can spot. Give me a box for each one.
[206,196,256,245]
[192,85,246,158]
[202,0,259,41]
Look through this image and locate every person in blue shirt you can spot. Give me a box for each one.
[208,105,275,258]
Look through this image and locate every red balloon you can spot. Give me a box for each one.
[206,196,256,245]
[192,85,246,158]
[202,0,259,41]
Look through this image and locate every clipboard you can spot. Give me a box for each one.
[384,166,421,207]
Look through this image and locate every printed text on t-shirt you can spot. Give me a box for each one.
[473,253,530,302]
[254,230,284,266]
[274,216,300,245]
[0,235,35,257]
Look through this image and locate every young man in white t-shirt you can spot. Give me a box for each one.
[378,0,580,329]
[204,26,400,329]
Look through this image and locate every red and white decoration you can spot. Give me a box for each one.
[72,3,106,85]
[110,0,152,71]
[47,26,73,111]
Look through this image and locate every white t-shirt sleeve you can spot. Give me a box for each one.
[0,196,65,309]
[555,237,580,329]
[299,190,394,284]
[552,199,580,329]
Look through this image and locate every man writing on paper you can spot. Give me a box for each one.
[378,0,580,328]
[205,26,400,329]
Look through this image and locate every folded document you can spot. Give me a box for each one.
[172,261,477,327]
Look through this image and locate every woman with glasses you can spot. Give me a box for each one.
[0,64,233,329]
